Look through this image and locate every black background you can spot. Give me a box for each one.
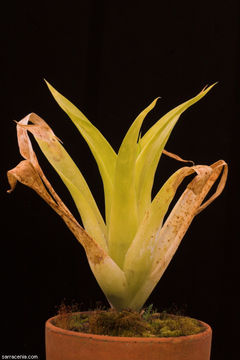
[1,1,239,359]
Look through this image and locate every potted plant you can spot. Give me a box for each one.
[7,81,227,360]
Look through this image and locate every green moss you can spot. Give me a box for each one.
[150,314,204,337]
[52,304,206,338]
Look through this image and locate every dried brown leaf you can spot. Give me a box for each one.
[196,160,228,214]
[7,113,108,266]
[151,160,228,280]
[163,149,195,165]
[7,160,44,194]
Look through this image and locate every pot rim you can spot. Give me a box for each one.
[46,311,212,344]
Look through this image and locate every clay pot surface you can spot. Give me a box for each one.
[45,312,212,360]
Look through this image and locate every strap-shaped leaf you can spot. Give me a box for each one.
[108,98,159,268]
[135,84,217,222]
[17,113,108,251]
[127,160,227,310]
[7,157,129,311]
[45,81,117,224]
[124,165,198,295]
[136,121,176,222]
[139,84,216,148]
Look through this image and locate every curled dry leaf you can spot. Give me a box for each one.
[17,114,108,251]
[7,116,104,262]
[127,160,227,310]
[152,161,228,278]
[162,149,195,165]
[8,120,94,256]
[196,160,228,214]
[7,113,128,307]
[7,160,41,194]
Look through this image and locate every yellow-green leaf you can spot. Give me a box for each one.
[108,98,159,268]
[45,80,117,224]
[136,84,217,221]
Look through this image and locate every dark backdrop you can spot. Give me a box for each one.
[1,1,239,359]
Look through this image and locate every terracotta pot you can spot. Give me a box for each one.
[45,312,212,360]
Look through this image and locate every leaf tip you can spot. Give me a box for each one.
[201,82,218,94]
[44,79,56,94]
[153,97,161,105]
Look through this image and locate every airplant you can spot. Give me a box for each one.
[7,82,227,311]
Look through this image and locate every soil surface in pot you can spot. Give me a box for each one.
[52,305,206,338]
